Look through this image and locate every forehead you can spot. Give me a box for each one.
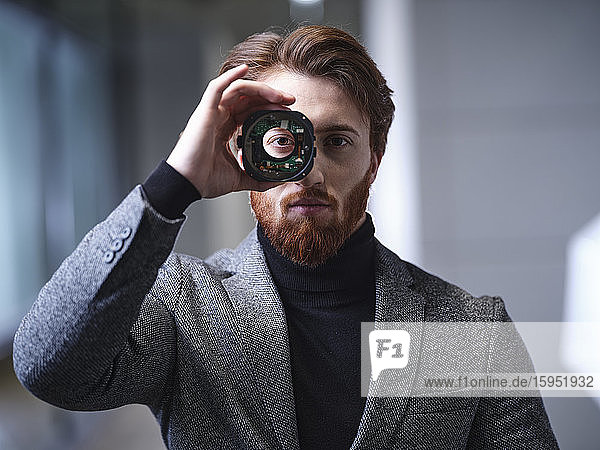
[259,71,368,134]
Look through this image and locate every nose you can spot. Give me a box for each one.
[297,150,324,188]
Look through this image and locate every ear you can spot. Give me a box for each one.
[229,126,244,169]
[368,150,383,185]
[237,148,244,169]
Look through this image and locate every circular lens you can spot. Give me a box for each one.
[239,110,315,182]
[262,127,296,158]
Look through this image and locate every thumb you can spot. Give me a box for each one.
[236,173,283,193]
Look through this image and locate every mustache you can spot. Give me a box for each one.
[280,187,338,211]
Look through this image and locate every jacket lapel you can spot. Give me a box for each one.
[350,241,425,449]
[223,232,423,449]
[222,232,300,450]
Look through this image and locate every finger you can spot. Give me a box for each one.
[224,88,293,112]
[220,79,295,108]
[232,103,292,125]
[203,64,249,110]
[224,94,291,119]
[236,173,283,193]
[216,118,240,143]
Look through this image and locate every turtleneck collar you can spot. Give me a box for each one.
[257,214,376,293]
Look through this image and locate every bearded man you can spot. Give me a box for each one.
[14,26,558,450]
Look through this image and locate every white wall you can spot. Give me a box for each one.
[411,1,600,447]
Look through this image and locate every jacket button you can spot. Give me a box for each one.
[119,227,132,239]
[103,251,115,263]
[110,239,124,252]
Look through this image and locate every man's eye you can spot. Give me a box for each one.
[274,137,293,146]
[263,129,296,158]
[265,134,294,147]
[325,136,350,147]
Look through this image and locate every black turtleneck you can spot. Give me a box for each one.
[258,217,376,450]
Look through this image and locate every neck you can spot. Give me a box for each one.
[351,212,367,235]
[257,213,376,293]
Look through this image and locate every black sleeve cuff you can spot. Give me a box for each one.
[142,160,202,219]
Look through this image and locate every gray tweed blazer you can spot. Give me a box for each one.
[13,186,558,449]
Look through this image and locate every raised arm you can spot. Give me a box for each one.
[12,65,295,412]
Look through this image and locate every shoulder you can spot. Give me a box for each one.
[376,241,510,322]
[148,228,258,299]
[203,227,259,273]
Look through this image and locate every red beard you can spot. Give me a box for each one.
[250,168,372,267]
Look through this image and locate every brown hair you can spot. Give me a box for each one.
[219,25,394,156]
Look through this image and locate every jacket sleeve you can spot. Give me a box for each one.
[12,185,185,412]
[466,298,560,449]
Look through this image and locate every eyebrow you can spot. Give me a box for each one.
[314,124,361,136]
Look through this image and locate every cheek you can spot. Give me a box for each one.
[329,158,370,189]
[253,186,286,212]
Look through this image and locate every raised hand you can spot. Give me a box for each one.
[166,64,296,198]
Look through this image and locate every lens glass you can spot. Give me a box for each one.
[242,110,314,181]
[262,127,296,158]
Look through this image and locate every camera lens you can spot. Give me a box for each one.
[238,110,316,182]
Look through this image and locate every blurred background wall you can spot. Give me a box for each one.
[1,0,599,448]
